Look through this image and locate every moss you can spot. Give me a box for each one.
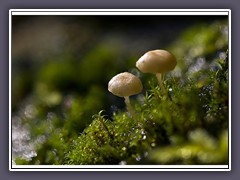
[65,51,228,164]
[64,19,229,165]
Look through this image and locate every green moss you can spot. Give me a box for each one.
[65,20,229,165]
[65,52,228,164]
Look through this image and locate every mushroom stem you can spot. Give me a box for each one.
[156,73,167,95]
[124,96,136,117]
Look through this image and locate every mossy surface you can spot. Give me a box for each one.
[65,52,228,165]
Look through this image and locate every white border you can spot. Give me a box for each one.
[11,165,229,171]
[10,9,229,16]
[228,10,231,171]
[9,9,231,171]
[9,8,12,172]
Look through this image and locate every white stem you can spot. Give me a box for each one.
[124,96,135,117]
[156,73,167,95]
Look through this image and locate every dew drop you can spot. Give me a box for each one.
[151,143,156,147]
[142,135,147,140]
[119,161,127,165]
[136,155,141,161]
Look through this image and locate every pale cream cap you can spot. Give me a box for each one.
[108,72,143,97]
[136,49,177,74]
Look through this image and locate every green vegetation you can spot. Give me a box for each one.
[13,18,229,165]
[65,52,228,165]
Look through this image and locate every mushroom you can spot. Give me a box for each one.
[108,72,143,117]
[136,49,177,95]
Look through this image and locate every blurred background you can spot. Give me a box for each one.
[11,15,228,164]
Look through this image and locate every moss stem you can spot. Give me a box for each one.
[98,116,113,140]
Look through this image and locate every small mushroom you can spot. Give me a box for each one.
[108,72,143,117]
[136,49,177,95]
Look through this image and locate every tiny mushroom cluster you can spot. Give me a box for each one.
[108,49,177,116]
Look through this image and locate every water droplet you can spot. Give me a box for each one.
[151,143,156,147]
[169,88,173,92]
[135,155,141,161]
[119,161,127,165]
[142,135,147,140]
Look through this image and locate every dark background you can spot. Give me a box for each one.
[11,14,227,112]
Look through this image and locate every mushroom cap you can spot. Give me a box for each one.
[136,49,177,74]
[108,72,143,97]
